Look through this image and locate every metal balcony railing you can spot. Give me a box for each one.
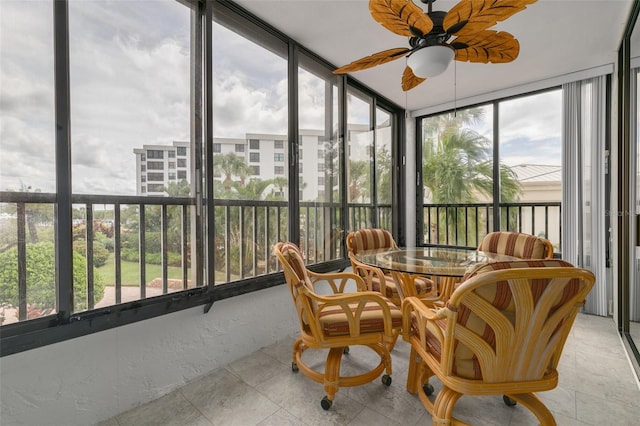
[1,191,559,324]
[421,202,562,253]
[0,192,392,324]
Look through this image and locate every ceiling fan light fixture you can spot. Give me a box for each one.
[407,45,454,78]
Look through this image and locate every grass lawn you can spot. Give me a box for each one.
[97,254,188,286]
[96,254,239,285]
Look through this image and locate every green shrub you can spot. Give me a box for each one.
[121,247,139,262]
[0,242,105,313]
[95,232,114,252]
[73,240,110,268]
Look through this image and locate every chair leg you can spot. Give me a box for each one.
[322,347,344,408]
[432,386,464,426]
[507,393,557,426]
[386,329,401,352]
[291,337,304,371]
[406,346,419,394]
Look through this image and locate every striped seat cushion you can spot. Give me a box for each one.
[318,300,402,337]
[461,259,575,282]
[371,274,434,299]
[277,242,309,284]
[348,228,396,251]
[478,232,548,259]
[415,259,578,380]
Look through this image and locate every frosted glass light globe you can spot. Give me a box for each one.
[407,45,455,78]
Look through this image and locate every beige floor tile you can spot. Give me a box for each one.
[253,367,365,425]
[347,406,404,426]
[226,349,291,388]
[576,390,640,425]
[115,390,211,426]
[256,408,309,426]
[180,368,279,426]
[96,313,640,426]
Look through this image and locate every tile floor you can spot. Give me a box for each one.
[98,313,640,426]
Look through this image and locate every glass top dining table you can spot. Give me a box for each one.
[353,247,519,277]
[353,247,520,302]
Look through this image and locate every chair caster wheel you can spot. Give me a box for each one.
[423,383,434,396]
[503,395,517,406]
[321,396,333,410]
[381,374,392,386]
[343,346,350,355]
[291,362,299,372]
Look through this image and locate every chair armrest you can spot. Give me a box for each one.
[348,254,392,295]
[401,297,447,346]
[308,270,367,293]
[309,290,398,337]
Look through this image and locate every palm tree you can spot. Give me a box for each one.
[421,109,521,245]
[270,177,288,200]
[375,145,391,205]
[348,160,371,203]
[422,110,520,204]
[213,152,253,188]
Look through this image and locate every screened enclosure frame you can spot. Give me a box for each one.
[0,0,404,357]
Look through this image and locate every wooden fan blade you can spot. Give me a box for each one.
[369,0,433,38]
[402,66,426,91]
[454,30,520,63]
[333,47,410,74]
[443,0,537,37]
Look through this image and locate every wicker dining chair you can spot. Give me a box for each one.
[346,228,435,306]
[403,259,595,425]
[477,231,554,259]
[273,241,402,410]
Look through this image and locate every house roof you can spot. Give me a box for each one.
[511,164,561,183]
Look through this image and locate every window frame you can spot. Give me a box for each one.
[0,0,403,356]
[414,87,562,249]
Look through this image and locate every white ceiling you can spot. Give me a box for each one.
[233,0,633,111]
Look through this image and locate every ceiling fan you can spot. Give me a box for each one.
[333,0,537,91]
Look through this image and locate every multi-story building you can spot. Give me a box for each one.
[133,141,191,196]
[133,127,376,200]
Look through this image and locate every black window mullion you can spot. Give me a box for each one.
[338,75,348,244]
[182,205,189,290]
[371,100,378,228]
[288,42,300,244]
[139,205,146,299]
[53,0,73,320]
[17,203,27,321]
[415,116,423,246]
[191,1,204,289]
[86,205,94,310]
[161,205,168,293]
[204,0,215,286]
[114,203,122,304]
[492,101,501,232]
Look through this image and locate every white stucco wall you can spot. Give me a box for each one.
[0,284,298,425]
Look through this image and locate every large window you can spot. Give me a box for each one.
[375,107,393,231]
[419,105,494,246]
[346,89,374,232]
[499,91,562,248]
[298,54,343,263]
[417,90,561,249]
[211,16,288,281]
[0,0,401,355]
[69,0,194,311]
[0,0,56,324]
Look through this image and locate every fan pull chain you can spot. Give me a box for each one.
[405,58,409,120]
[454,60,457,118]
[405,90,408,120]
